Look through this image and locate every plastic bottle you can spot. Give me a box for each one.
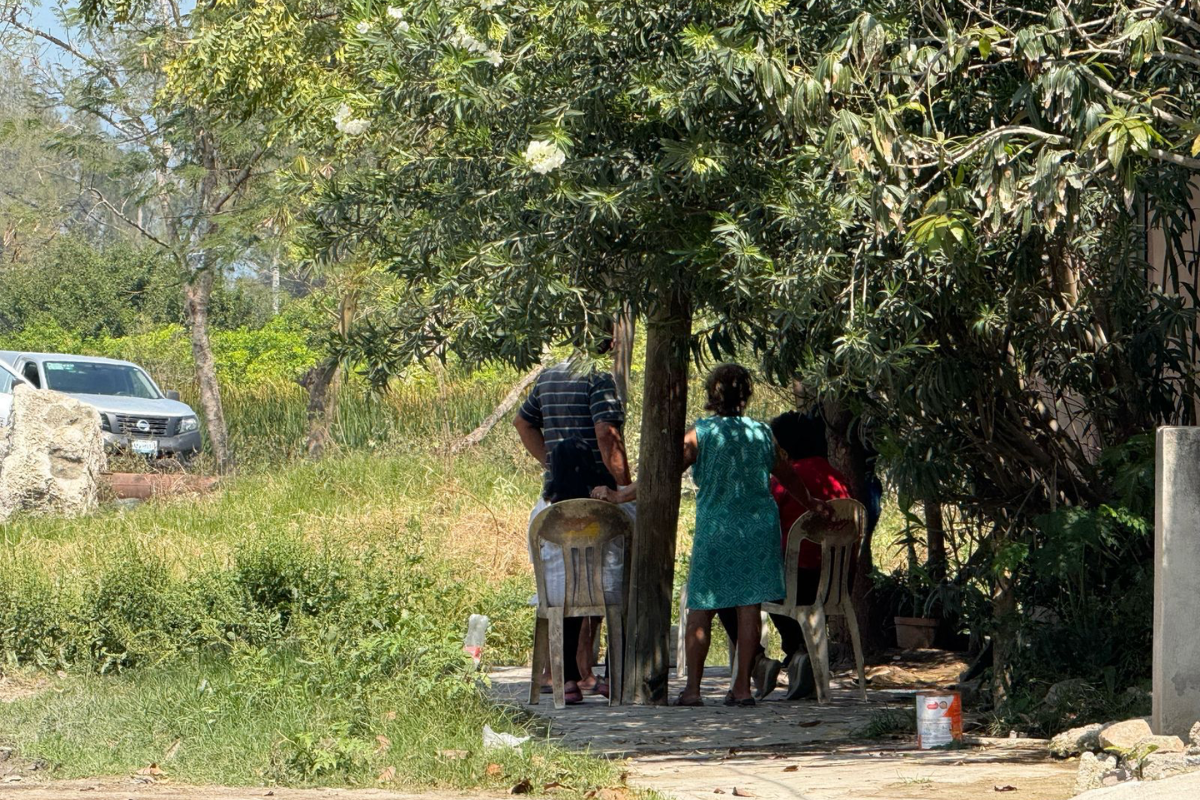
[463,614,490,665]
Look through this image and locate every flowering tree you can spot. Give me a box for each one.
[170,0,1200,714]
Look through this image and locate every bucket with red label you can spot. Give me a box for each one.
[916,691,963,749]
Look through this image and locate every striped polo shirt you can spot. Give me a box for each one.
[518,361,626,494]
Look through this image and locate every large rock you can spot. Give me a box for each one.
[1078,753,1122,794]
[1190,723,1200,751]
[1052,723,1107,758]
[1140,753,1195,782]
[1101,720,1155,752]
[1139,736,1186,755]
[0,385,105,521]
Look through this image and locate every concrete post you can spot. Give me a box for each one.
[1153,427,1200,737]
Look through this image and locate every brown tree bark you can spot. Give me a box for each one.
[184,263,233,474]
[299,357,340,459]
[925,498,947,582]
[622,288,691,705]
[612,304,636,405]
[451,364,545,454]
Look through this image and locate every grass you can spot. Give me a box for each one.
[0,437,630,790]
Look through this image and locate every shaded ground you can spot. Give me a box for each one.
[490,654,1077,800]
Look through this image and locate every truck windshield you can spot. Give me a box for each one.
[42,361,162,399]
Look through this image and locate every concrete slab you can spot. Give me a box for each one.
[1077,772,1200,800]
[1154,427,1200,738]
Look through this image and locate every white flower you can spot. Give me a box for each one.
[398,20,410,33]
[355,21,371,34]
[386,6,404,19]
[485,49,503,66]
[450,26,488,53]
[480,0,505,9]
[524,140,566,174]
[333,103,371,136]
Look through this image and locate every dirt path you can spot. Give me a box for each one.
[0,780,507,800]
[629,744,1076,800]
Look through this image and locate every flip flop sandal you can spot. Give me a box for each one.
[564,688,584,705]
[675,694,705,707]
[723,693,756,708]
[589,681,610,698]
[540,684,553,694]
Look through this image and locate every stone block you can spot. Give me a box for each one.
[1140,753,1194,782]
[1154,428,1200,738]
[1076,753,1120,794]
[1050,723,1105,758]
[1136,735,1185,754]
[1100,719,1153,752]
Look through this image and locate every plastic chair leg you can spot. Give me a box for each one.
[528,616,549,705]
[843,600,869,701]
[547,609,567,710]
[796,605,830,704]
[605,604,624,706]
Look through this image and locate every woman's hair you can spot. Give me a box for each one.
[544,437,616,503]
[704,363,754,416]
[770,410,829,460]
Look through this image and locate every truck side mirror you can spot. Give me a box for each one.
[165,390,181,401]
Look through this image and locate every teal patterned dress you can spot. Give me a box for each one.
[686,415,785,609]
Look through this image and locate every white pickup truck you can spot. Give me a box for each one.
[0,351,202,457]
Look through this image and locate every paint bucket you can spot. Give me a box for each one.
[916,691,963,749]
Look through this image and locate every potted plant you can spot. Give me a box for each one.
[891,571,939,650]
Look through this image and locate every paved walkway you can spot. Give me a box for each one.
[490,665,1078,800]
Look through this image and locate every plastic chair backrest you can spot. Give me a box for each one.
[780,498,866,613]
[529,498,632,614]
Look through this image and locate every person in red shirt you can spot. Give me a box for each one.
[720,410,853,701]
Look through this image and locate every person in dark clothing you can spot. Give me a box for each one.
[515,345,634,705]
[717,410,853,701]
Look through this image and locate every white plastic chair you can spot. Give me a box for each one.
[527,499,631,709]
[763,498,869,703]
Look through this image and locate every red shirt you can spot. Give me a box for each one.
[770,457,852,570]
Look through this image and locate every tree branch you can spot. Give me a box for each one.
[88,188,171,249]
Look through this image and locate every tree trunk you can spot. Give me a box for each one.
[622,287,691,705]
[184,264,233,474]
[991,566,1016,707]
[823,400,889,655]
[452,364,545,453]
[925,498,947,582]
[612,304,635,405]
[300,357,340,459]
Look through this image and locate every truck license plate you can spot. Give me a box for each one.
[132,439,159,456]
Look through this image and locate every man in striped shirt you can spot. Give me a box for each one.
[514,343,633,704]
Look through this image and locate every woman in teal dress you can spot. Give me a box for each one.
[595,363,827,706]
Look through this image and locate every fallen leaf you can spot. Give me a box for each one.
[543,781,569,791]
[732,789,755,798]
[596,788,630,800]
[510,779,533,794]
[136,764,164,777]
[264,793,274,797]
[487,763,505,778]
[782,765,799,772]
[382,710,397,721]
[994,786,1017,793]
[798,720,823,728]
[439,749,469,761]
[3,776,22,783]
[377,766,396,783]
[375,735,392,755]
[163,740,182,761]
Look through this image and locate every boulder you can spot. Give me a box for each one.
[1077,752,1121,794]
[1100,719,1154,752]
[1051,723,1106,758]
[0,385,105,521]
[1140,753,1194,782]
[1190,722,1200,749]
[1136,735,1186,755]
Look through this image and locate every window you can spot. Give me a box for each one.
[0,368,13,394]
[42,361,161,400]
[21,362,40,388]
